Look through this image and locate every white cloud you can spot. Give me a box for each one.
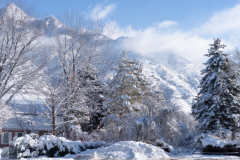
[197,4,240,37]
[103,4,240,66]
[103,21,141,39]
[122,28,212,65]
[104,20,211,65]
[90,4,116,20]
[104,20,178,40]
[157,20,178,28]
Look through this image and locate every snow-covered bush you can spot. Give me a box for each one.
[10,133,39,158]
[195,133,240,149]
[178,134,195,151]
[99,111,141,143]
[132,116,157,142]
[98,101,196,150]
[10,134,106,158]
[154,139,178,155]
[0,147,9,159]
[157,105,197,149]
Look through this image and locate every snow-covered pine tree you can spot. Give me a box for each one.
[192,38,240,137]
[106,51,150,115]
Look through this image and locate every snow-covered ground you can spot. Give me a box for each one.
[0,148,2,159]
[2,154,240,160]
[2,151,240,160]
[2,140,240,159]
[1,157,74,160]
[174,152,240,159]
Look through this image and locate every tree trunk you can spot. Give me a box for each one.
[63,116,70,139]
[52,104,56,136]
[232,131,236,140]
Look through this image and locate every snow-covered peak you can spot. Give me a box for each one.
[43,15,63,28]
[115,36,128,42]
[6,3,19,11]
[4,3,63,29]
[5,3,28,20]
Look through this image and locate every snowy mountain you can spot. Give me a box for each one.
[42,15,63,28]
[4,3,35,21]
[141,54,201,112]
[108,38,202,112]
[5,3,202,113]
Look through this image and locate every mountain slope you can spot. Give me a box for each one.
[141,55,201,112]
[110,37,202,112]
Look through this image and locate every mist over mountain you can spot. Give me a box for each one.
[108,37,202,112]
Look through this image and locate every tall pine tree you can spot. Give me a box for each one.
[192,38,240,137]
[106,51,150,115]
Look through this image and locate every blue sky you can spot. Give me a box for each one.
[25,0,240,30]
[23,0,240,65]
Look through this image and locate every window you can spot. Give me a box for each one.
[3,133,9,143]
[15,132,24,138]
[1,132,11,144]
[18,133,23,137]
[44,133,51,135]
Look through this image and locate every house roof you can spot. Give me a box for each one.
[2,103,53,131]
[2,115,52,131]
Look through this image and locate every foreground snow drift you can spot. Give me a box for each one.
[76,141,170,160]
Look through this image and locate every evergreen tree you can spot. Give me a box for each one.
[192,38,240,137]
[78,68,106,133]
[106,51,150,115]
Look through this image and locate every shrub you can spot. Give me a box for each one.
[10,133,106,158]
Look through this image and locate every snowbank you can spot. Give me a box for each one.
[200,135,240,148]
[201,136,226,148]
[76,141,170,159]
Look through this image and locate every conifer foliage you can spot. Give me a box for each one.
[192,38,240,136]
[106,51,150,115]
[79,68,106,133]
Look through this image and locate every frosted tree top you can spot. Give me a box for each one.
[206,38,227,57]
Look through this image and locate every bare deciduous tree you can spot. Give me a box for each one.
[0,1,47,104]
[0,0,47,128]
[37,80,63,136]
[50,12,110,139]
